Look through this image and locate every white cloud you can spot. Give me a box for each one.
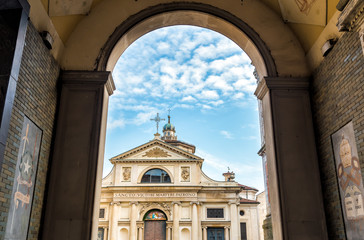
[181,96,197,102]
[205,75,233,93]
[107,118,126,130]
[200,90,219,100]
[232,92,245,100]
[220,130,233,139]
[109,25,257,125]
[157,42,170,53]
[210,100,224,106]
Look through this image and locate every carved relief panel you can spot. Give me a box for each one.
[181,166,190,182]
[122,167,131,181]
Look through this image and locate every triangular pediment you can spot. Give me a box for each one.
[110,139,202,161]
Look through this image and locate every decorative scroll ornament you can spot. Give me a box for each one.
[140,202,171,216]
[142,148,171,158]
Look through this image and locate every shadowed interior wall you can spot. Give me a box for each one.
[0,22,59,239]
[312,30,364,240]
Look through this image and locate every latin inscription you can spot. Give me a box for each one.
[114,192,197,198]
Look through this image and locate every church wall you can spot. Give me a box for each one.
[312,30,364,240]
[239,205,260,240]
[0,22,60,239]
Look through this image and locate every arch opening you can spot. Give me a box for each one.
[96,3,279,80]
[141,168,172,183]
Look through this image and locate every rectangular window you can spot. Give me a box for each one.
[99,208,105,218]
[240,223,247,240]
[207,208,224,218]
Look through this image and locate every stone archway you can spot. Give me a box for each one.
[41,2,327,240]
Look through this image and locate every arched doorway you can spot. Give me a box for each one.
[41,2,327,240]
[143,209,167,240]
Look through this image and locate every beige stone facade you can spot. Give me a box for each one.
[97,119,262,240]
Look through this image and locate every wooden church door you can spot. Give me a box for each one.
[207,227,224,240]
[144,221,166,240]
[144,210,167,240]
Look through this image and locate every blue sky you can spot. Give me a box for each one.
[104,26,264,191]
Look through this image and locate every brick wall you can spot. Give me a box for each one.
[0,22,59,239]
[312,31,364,240]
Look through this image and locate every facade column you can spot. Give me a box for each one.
[166,227,171,240]
[254,77,328,240]
[172,202,181,240]
[202,227,207,240]
[190,202,199,240]
[130,201,139,240]
[104,227,108,240]
[110,202,120,240]
[138,226,143,240]
[229,201,239,240]
[224,226,230,240]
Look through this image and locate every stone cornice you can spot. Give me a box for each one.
[61,70,115,95]
[337,0,364,31]
[255,77,310,100]
[254,78,269,100]
[110,139,203,162]
[112,158,203,164]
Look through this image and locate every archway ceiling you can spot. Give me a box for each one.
[40,0,339,53]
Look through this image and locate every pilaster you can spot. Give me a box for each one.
[254,77,328,240]
[130,201,139,240]
[190,201,199,240]
[41,71,115,240]
[172,201,181,240]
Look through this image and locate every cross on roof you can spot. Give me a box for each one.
[150,113,165,134]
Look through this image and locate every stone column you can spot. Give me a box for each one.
[202,227,207,240]
[110,202,120,240]
[138,226,143,240]
[254,77,328,240]
[172,202,181,240]
[130,201,139,240]
[224,226,230,240]
[104,227,108,240]
[190,202,199,240]
[229,201,239,240]
[41,71,115,240]
[166,226,171,240]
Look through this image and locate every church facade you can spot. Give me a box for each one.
[97,116,262,240]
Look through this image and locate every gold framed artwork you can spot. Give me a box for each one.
[332,121,364,239]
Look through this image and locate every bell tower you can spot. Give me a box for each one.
[162,115,177,140]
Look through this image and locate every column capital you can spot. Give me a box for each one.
[110,201,120,206]
[190,201,200,205]
[172,201,181,205]
[61,70,115,96]
[129,201,139,206]
[228,200,239,205]
[224,226,230,229]
[254,77,310,99]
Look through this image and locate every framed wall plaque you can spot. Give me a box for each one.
[5,116,42,240]
[332,121,364,239]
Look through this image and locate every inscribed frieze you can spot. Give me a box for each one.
[114,192,197,198]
